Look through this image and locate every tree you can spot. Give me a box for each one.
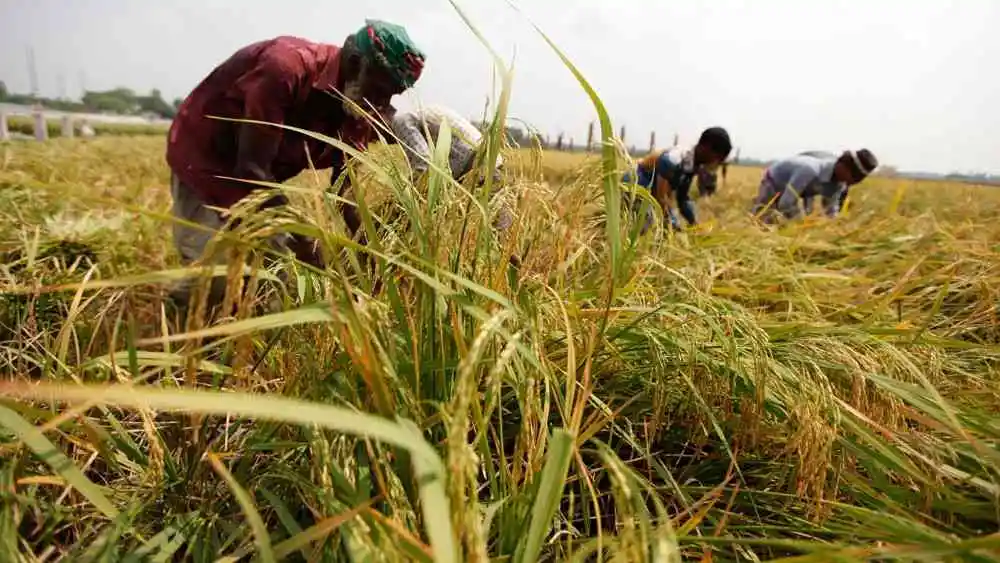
[83,88,138,114]
[505,125,527,147]
[0,80,7,101]
[472,121,528,147]
[136,88,175,118]
[875,165,898,177]
[79,87,174,118]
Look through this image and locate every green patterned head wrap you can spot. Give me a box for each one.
[353,19,426,89]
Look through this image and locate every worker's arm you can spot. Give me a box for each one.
[228,50,328,267]
[390,113,432,177]
[327,107,393,241]
[649,151,676,211]
[837,186,850,212]
[776,168,818,219]
[327,149,362,238]
[231,49,300,209]
[656,151,697,226]
[674,178,697,225]
[676,162,702,226]
[651,174,673,212]
[819,183,847,218]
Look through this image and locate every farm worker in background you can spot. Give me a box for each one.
[751,149,878,223]
[795,150,853,214]
[623,126,733,233]
[389,104,513,230]
[165,21,424,307]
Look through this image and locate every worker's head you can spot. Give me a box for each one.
[834,149,878,186]
[693,127,733,170]
[340,20,425,116]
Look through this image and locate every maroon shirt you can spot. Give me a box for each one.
[167,36,379,208]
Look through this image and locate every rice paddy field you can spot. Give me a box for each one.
[2,123,1000,562]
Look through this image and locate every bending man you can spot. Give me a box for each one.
[752,149,878,223]
[166,20,425,281]
[623,126,733,233]
[389,104,512,230]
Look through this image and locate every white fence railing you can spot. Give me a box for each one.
[0,103,172,141]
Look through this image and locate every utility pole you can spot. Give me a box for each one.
[26,46,39,103]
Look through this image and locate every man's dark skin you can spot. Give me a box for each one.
[230,36,405,267]
[831,152,869,212]
[798,151,875,217]
[832,153,868,186]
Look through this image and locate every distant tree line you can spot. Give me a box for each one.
[0,80,179,119]
[942,172,1000,185]
[473,120,530,148]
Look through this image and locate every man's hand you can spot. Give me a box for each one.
[656,194,672,216]
[653,175,673,213]
[286,234,325,269]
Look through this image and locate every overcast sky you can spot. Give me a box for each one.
[1,0,997,174]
